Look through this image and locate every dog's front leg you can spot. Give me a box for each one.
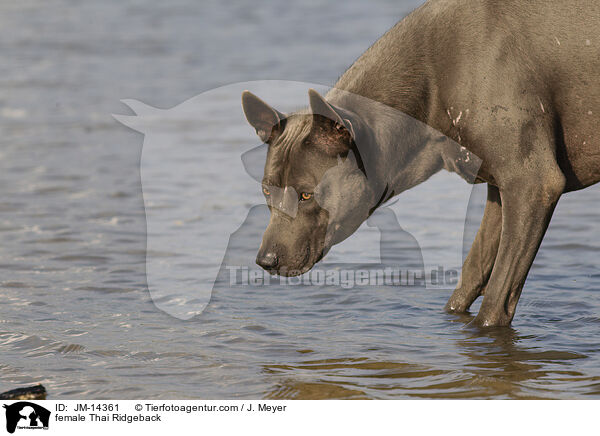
[471,171,565,326]
[445,183,502,313]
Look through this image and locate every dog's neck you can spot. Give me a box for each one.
[325,12,477,202]
[325,87,449,206]
[331,8,432,122]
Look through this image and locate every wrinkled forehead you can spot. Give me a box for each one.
[263,114,313,184]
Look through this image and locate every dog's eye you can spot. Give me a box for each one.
[300,192,313,201]
[262,187,270,196]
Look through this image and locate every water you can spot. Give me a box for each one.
[1,0,599,399]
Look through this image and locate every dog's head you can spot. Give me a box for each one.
[242,89,378,276]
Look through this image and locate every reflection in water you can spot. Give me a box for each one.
[264,316,591,399]
[454,320,588,399]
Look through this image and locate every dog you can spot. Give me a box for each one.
[241,0,600,326]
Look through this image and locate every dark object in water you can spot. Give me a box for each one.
[0,384,47,400]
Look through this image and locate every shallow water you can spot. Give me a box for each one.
[1,0,599,399]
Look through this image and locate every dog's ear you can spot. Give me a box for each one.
[308,89,356,137]
[308,89,356,156]
[241,91,285,143]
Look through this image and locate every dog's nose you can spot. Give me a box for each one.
[256,252,278,270]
